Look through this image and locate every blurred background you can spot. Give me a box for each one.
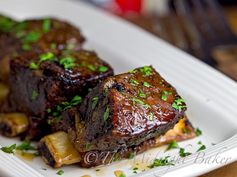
[82,0,237,81]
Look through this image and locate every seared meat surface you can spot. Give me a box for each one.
[68,66,187,152]
[0,16,85,82]
[6,50,113,138]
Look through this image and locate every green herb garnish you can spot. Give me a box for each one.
[130,79,139,86]
[104,107,110,121]
[139,92,146,98]
[132,98,150,109]
[128,152,136,159]
[43,19,51,33]
[85,143,93,151]
[172,98,186,111]
[50,43,57,49]
[113,153,121,162]
[119,173,126,177]
[143,82,151,87]
[0,16,16,32]
[24,31,41,43]
[59,57,76,69]
[166,140,179,151]
[96,169,100,172]
[148,156,174,168]
[99,66,108,72]
[29,62,39,69]
[182,127,191,134]
[22,43,32,51]
[139,66,153,76]
[39,52,55,62]
[161,91,171,101]
[1,144,16,154]
[92,96,99,110]
[87,64,96,71]
[195,128,202,136]
[56,170,64,175]
[16,140,36,151]
[133,167,139,174]
[197,141,206,152]
[31,90,39,100]
[179,148,191,157]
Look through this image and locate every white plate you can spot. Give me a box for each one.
[0,0,237,176]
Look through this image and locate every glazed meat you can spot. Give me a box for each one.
[0,16,85,82]
[67,66,187,152]
[6,50,113,139]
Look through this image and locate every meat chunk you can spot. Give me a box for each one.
[0,16,85,82]
[7,50,113,138]
[68,66,187,152]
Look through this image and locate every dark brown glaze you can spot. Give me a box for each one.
[0,16,85,83]
[68,66,187,152]
[7,50,113,139]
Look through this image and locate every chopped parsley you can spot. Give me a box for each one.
[104,107,110,121]
[16,140,36,151]
[128,152,136,159]
[92,96,99,110]
[29,62,39,70]
[143,82,151,87]
[172,98,186,111]
[179,148,191,157]
[99,66,108,72]
[96,169,100,172]
[119,173,126,177]
[50,43,57,49]
[182,127,191,134]
[138,92,146,98]
[24,31,41,43]
[59,56,76,69]
[31,90,39,100]
[87,64,96,71]
[22,43,32,51]
[0,16,16,32]
[195,128,202,136]
[113,153,121,162]
[50,95,82,119]
[1,144,16,154]
[30,52,55,70]
[166,140,179,151]
[161,91,172,101]
[139,66,153,76]
[39,52,55,62]
[85,143,93,151]
[132,98,150,109]
[56,170,64,175]
[43,19,51,33]
[130,79,139,86]
[148,156,174,168]
[197,141,206,152]
[133,167,139,174]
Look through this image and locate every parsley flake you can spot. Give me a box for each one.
[104,107,110,121]
[59,57,76,69]
[99,66,108,72]
[130,79,139,86]
[132,98,150,109]
[179,148,191,157]
[43,19,51,33]
[172,98,186,111]
[31,90,39,100]
[87,64,96,71]
[148,156,174,168]
[195,128,202,136]
[139,92,146,98]
[56,170,64,175]
[143,82,151,87]
[1,144,16,154]
[39,52,55,62]
[166,140,179,151]
[139,66,153,76]
[197,141,206,152]
[161,91,172,101]
[16,140,36,151]
[92,96,99,110]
